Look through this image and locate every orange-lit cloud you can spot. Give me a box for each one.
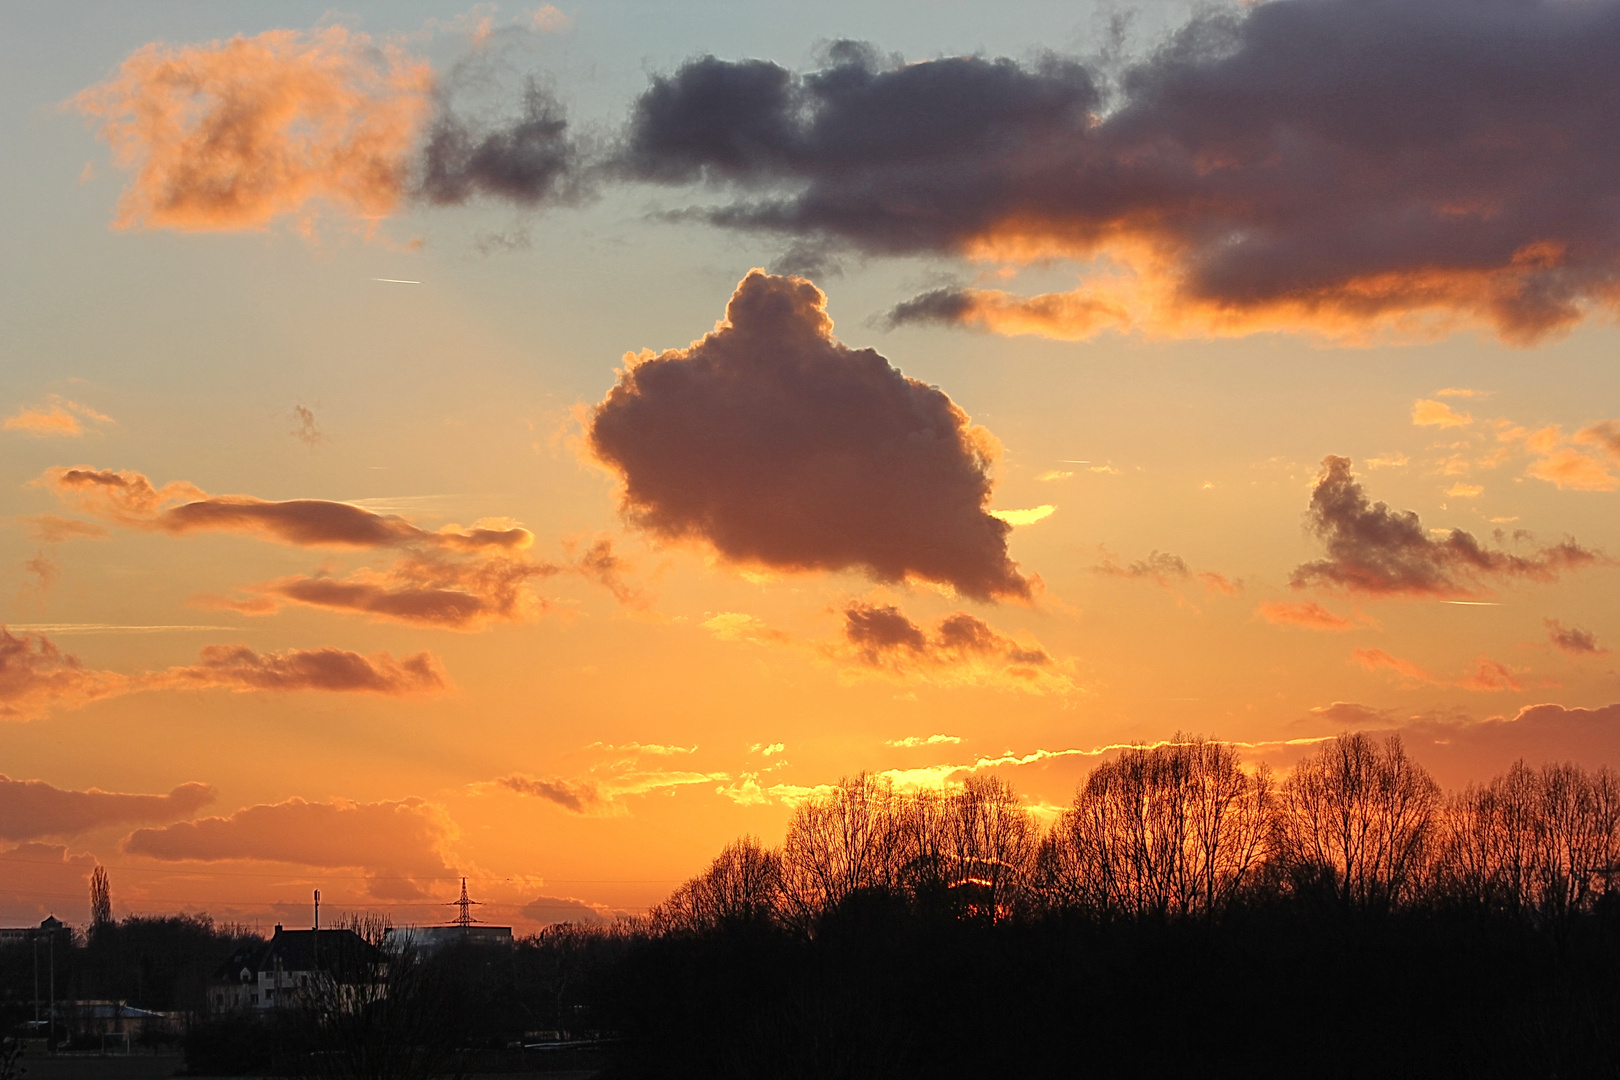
[1291,456,1603,598]
[75,26,584,234]
[1351,647,1525,692]
[124,796,456,899]
[1484,419,1620,491]
[588,272,1032,601]
[625,4,1620,345]
[1,628,131,719]
[74,28,433,232]
[1256,600,1374,632]
[1524,448,1620,492]
[0,775,215,842]
[4,397,113,437]
[1412,399,1473,428]
[1546,618,1606,656]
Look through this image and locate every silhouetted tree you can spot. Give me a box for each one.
[781,773,905,931]
[652,835,784,933]
[1442,760,1620,918]
[1276,732,1439,909]
[945,775,1038,920]
[88,866,112,935]
[1043,735,1271,917]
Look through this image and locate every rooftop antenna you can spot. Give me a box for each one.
[447,877,481,927]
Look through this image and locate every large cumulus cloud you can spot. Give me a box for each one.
[587,271,1032,601]
[622,1,1620,344]
[124,796,455,899]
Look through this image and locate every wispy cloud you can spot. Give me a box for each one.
[4,396,113,438]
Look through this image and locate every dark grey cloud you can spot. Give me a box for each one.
[1546,618,1605,656]
[587,271,1032,601]
[420,77,579,207]
[1290,456,1604,598]
[843,602,1050,670]
[620,1,1620,343]
[498,775,602,814]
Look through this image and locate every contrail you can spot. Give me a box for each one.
[372,278,422,284]
[1442,601,1501,606]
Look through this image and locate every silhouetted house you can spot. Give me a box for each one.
[0,915,69,945]
[210,925,385,1013]
[383,924,514,954]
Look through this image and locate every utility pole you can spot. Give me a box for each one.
[31,929,39,1026]
[48,922,56,1055]
[313,889,320,973]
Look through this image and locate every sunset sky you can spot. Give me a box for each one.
[4,0,1619,932]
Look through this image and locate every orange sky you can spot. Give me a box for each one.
[3,0,1619,933]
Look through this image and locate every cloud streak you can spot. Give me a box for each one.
[1256,600,1374,632]
[1093,549,1238,595]
[1351,647,1526,692]
[43,466,563,630]
[588,271,1032,601]
[4,397,113,437]
[1,627,445,720]
[0,775,216,842]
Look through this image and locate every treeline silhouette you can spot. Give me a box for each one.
[610,734,1620,1079]
[7,733,1620,1077]
[0,913,262,1034]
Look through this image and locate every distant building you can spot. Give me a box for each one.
[0,915,68,945]
[59,999,180,1039]
[210,925,385,1013]
[383,924,514,954]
